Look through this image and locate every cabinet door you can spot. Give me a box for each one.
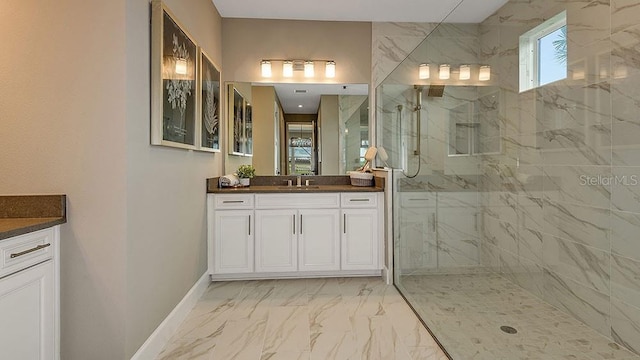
[298,209,340,271]
[398,194,437,272]
[214,210,254,274]
[255,210,297,272]
[0,260,55,360]
[342,209,380,270]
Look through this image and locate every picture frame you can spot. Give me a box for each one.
[199,49,221,152]
[151,0,198,149]
[227,84,254,157]
[230,85,245,155]
[244,103,253,156]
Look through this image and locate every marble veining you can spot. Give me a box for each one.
[398,273,640,360]
[157,278,448,360]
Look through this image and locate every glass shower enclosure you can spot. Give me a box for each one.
[376,0,640,358]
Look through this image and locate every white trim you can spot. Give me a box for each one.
[210,270,382,281]
[130,272,210,360]
[519,10,566,92]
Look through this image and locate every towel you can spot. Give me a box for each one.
[219,173,240,187]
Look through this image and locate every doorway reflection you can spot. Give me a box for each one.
[286,122,316,175]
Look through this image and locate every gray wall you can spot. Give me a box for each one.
[0,0,223,358]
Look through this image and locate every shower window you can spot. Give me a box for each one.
[519,11,567,92]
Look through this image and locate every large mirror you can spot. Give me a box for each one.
[224,82,369,176]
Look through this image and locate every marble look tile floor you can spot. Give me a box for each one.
[399,273,640,360]
[157,277,448,360]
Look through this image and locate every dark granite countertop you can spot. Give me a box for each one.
[207,175,384,194]
[0,195,67,240]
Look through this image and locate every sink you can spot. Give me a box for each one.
[277,186,321,190]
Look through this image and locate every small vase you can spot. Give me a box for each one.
[239,178,250,187]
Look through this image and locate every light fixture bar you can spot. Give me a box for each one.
[259,59,335,79]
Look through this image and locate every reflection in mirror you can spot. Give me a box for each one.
[287,123,316,175]
[225,82,369,176]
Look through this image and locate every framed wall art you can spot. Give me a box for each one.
[229,85,245,155]
[199,50,221,152]
[151,0,198,149]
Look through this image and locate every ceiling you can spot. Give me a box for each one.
[211,0,508,23]
[255,83,368,114]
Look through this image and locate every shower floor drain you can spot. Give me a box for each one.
[500,326,518,334]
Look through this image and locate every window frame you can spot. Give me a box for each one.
[519,11,567,92]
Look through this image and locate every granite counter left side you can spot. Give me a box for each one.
[0,195,67,240]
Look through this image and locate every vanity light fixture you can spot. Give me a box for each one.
[283,61,294,77]
[304,61,315,78]
[479,65,491,81]
[260,59,336,78]
[459,65,471,80]
[419,63,430,79]
[325,61,336,78]
[439,64,450,80]
[261,60,272,77]
[175,58,187,75]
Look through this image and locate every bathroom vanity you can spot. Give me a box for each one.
[206,177,384,280]
[0,195,65,360]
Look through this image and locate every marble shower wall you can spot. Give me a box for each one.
[477,0,640,354]
[373,0,640,355]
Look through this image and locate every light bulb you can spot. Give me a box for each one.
[325,61,336,78]
[304,61,314,78]
[261,60,272,77]
[175,58,187,75]
[459,65,471,80]
[479,66,491,81]
[419,63,430,80]
[439,64,450,80]
[283,61,293,77]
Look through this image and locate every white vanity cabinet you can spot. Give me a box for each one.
[209,194,254,274]
[341,193,381,270]
[297,209,340,271]
[254,209,297,272]
[208,190,382,280]
[0,226,59,360]
[256,193,341,273]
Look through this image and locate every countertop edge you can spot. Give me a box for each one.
[207,185,384,194]
[0,217,66,241]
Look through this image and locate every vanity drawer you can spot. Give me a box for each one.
[341,193,378,208]
[1,227,55,279]
[213,194,254,210]
[399,192,435,208]
[255,193,340,209]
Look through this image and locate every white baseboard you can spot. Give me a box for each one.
[130,272,210,360]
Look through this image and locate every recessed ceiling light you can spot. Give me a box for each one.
[298,105,303,108]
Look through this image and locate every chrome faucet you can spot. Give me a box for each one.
[296,175,302,187]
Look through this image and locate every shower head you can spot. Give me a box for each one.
[427,85,445,97]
